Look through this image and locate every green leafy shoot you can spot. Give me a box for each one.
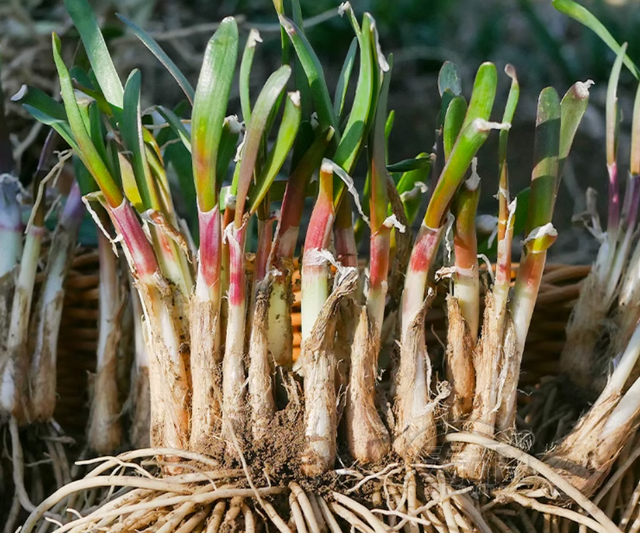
[87,101,111,175]
[387,156,432,174]
[12,85,66,121]
[526,87,561,233]
[21,104,78,154]
[558,81,590,182]
[280,15,338,133]
[64,0,124,110]
[156,105,192,152]
[217,116,242,183]
[191,17,239,212]
[332,13,377,200]
[461,62,498,131]
[394,153,432,225]
[553,0,639,79]
[339,2,362,38]
[437,62,462,130]
[249,92,302,214]
[234,65,292,227]
[607,44,626,168]
[498,64,520,241]
[499,65,520,187]
[121,70,162,212]
[240,29,262,124]
[116,13,195,104]
[333,38,358,120]
[443,95,467,161]
[424,63,498,229]
[438,61,462,97]
[370,55,393,231]
[52,33,122,207]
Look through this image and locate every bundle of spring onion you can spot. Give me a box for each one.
[0,75,86,529]
[15,0,640,532]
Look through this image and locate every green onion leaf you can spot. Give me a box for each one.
[116,13,195,104]
[240,29,262,124]
[156,105,192,153]
[606,44,626,168]
[526,87,561,233]
[394,153,432,225]
[235,65,292,226]
[249,91,302,214]
[334,38,358,121]
[64,0,124,109]
[559,81,590,181]
[461,62,498,132]
[387,157,432,174]
[280,15,338,133]
[120,69,161,212]
[553,0,639,79]
[52,32,122,207]
[11,85,66,121]
[332,12,377,199]
[443,95,467,162]
[438,61,462,97]
[191,17,239,212]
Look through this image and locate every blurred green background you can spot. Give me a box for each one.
[2,0,640,260]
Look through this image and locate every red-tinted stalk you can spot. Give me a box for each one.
[300,162,336,474]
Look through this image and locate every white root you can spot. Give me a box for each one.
[332,492,389,533]
[289,491,309,533]
[290,483,322,533]
[330,501,376,533]
[207,501,227,533]
[507,493,615,533]
[444,432,620,533]
[10,417,36,512]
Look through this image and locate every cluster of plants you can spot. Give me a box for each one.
[6,0,640,532]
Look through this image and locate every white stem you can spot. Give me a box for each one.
[453,268,480,343]
[301,265,329,343]
[97,234,120,370]
[401,267,429,337]
[605,225,635,305]
[131,288,148,370]
[602,375,640,440]
[222,300,246,432]
[604,320,640,396]
[1,226,44,418]
[620,239,640,306]
[0,227,22,278]
[267,279,292,367]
